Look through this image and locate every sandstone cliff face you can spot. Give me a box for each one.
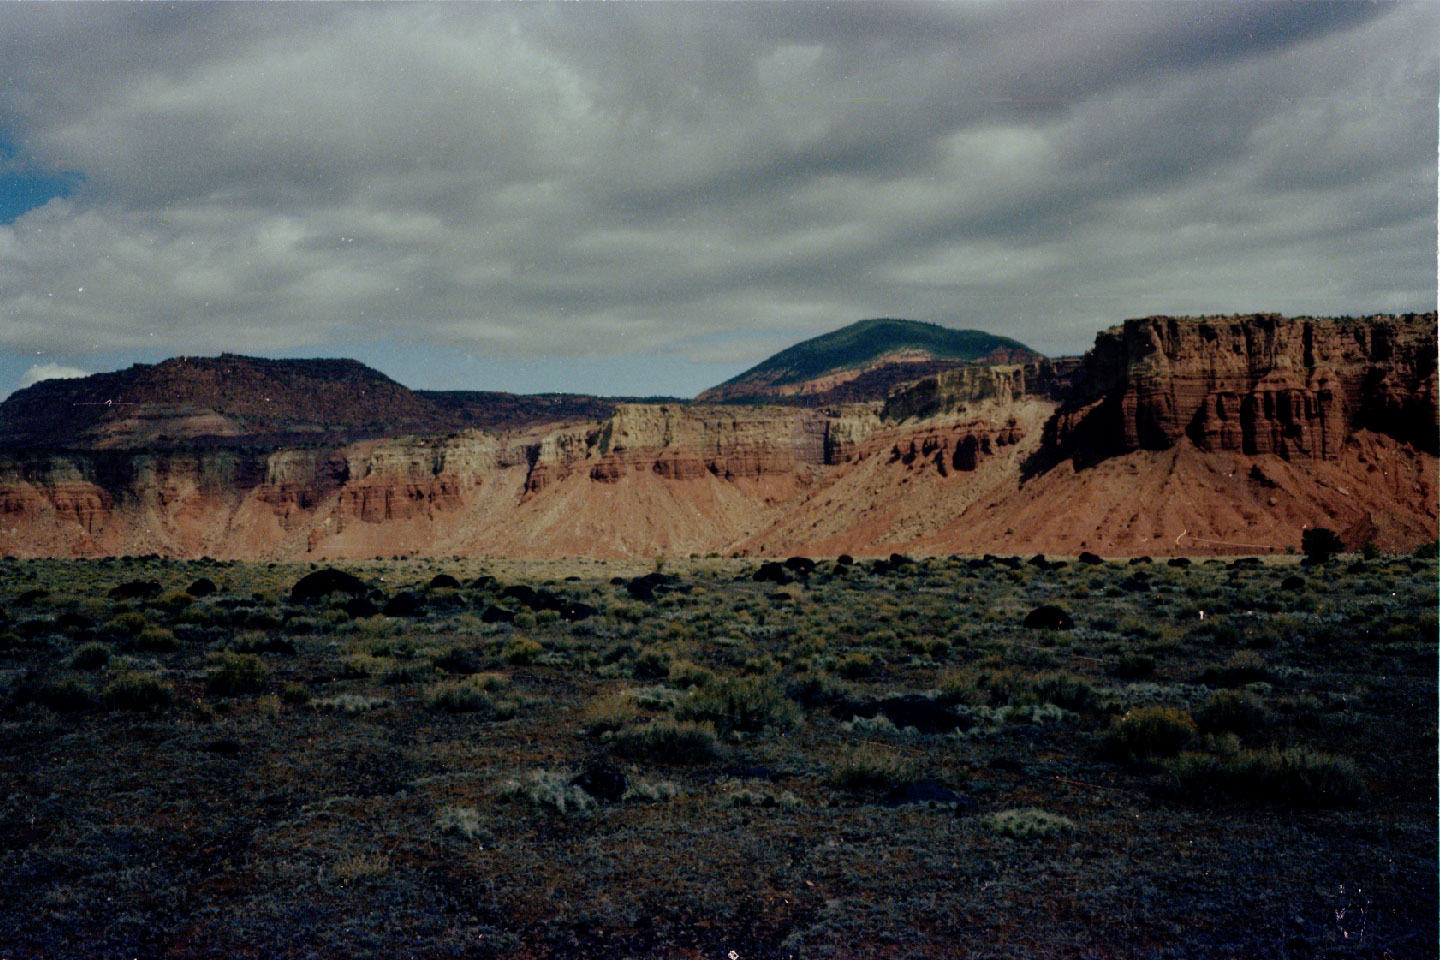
[1047,314,1437,464]
[1,314,1434,559]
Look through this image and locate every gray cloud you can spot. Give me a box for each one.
[0,2,1432,394]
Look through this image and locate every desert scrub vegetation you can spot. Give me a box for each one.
[1101,705,1198,762]
[610,719,720,764]
[673,675,799,736]
[0,554,1433,959]
[102,671,174,712]
[1163,747,1364,807]
[425,679,518,719]
[205,651,270,696]
[982,808,1077,840]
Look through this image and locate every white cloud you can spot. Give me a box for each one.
[18,362,87,390]
[0,2,1431,395]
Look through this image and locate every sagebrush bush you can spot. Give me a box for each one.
[103,672,174,712]
[503,637,543,665]
[675,675,799,735]
[426,681,518,719]
[610,719,720,764]
[1164,747,1363,807]
[69,642,112,671]
[1033,672,1099,712]
[32,677,99,713]
[501,770,596,816]
[982,808,1076,840]
[1196,689,1272,738]
[829,744,917,793]
[1101,705,1197,762]
[103,612,148,637]
[206,652,270,696]
[435,805,486,840]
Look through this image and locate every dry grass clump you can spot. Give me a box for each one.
[829,743,919,793]
[610,719,720,764]
[1164,747,1363,807]
[982,808,1076,840]
[425,679,518,719]
[499,769,598,816]
[1196,689,1272,738]
[102,672,174,712]
[1101,705,1197,762]
[205,652,270,696]
[674,675,799,736]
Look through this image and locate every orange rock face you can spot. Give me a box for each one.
[0,314,1433,560]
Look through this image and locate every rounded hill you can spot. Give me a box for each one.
[697,318,1041,404]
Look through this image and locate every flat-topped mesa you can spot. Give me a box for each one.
[580,403,881,484]
[1047,313,1438,463]
[880,359,1081,422]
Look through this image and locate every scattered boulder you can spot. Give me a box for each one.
[1028,554,1050,568]
[471,575,498,591]
[344,596,379,618]
[1167,557,1192,568]
[382,592,425,618]
[1078,551,1104,565]
[57,612,96,631]
[1130,556,1152,565]
[626,572,676,601]
[290,569,367,603]
[109,580,162,601]
[561,602,596,622]
[881,779,974,811]
[888,553,914,567]
[187,578,218,597]
[428,574,461,590]
[995,556,1023,570]
[835,554,854,567]
[15,588,49,606]
[1281,575,1306,591]
[571,762,628,803]
[753,562,791,585]
[869,559,892,575]
[784,556,817,575]
[481,605,516,624]
[1022,605,1074,630]
[1230,558,1263,569]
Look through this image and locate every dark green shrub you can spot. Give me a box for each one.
[206,652,270,696]
[32,678,100,713]
[69,642,112,671]
[1196,690,1272,738]
[632,648,671,679]
[134,627,180,652]
[675,676,799,735]
[1033,672,1099,712]
[611,720,719,764]
[280,682,311,706]
[835,652,876,679]
[1164,747,1363,807]
[1113,653,1156,679]
[1413,540,1438,559]
[1301,527,1344,563]
[503,637,543,666]
[1101,706,1197,763]
[103,611,148,637]
[103,673,174,712]
[426,682,517,719]
[829,744,918,793]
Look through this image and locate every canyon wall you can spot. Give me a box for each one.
[1,314,1434,559]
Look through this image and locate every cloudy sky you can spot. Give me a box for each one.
[0,2,1434,399]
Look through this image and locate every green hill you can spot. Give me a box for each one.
[698,318,1040,403]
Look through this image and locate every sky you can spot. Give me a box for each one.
[0,2,1435,400]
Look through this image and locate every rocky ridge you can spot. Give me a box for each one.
[0,312,1433,559]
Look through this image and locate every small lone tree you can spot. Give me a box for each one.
[1301,527,1344,563]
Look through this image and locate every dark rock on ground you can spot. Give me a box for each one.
[481,605,516,624]
[187,577,218,597]
[109,580,161,600]
[835,554,854,566]
[753,562,791,585]
[561,602,596,622]
[1282,575,1306,590]
[56,612,95,630]
[1168,557,1192,568]
[383,592,425,617]
[344,596,379,618]
[1078,551,1103,565]
[784,556,816,574]
[428,574,461,590]
[1023,605,1074,630]
[572,762,628,802]
[291,569,367,602]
